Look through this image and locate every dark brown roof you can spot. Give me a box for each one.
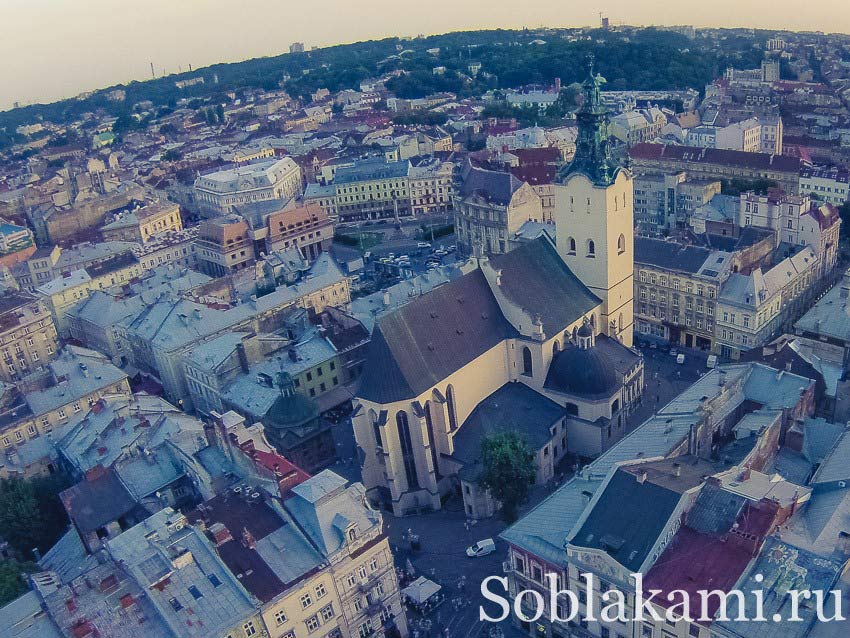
[357,269,516,403]
[458,162,524,205]
[357,237,599,403]
[629,143,804,173]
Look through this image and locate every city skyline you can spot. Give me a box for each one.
[2,0,849,111]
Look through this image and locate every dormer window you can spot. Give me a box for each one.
[348,527,358,542]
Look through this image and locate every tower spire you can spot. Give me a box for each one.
[557,54,617,186]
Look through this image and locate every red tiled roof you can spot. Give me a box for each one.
[629,143,804,172]
[644,526,754,622]
[510,164,556,185]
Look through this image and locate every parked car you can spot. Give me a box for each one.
[676,353,686,365]
[706,354,718,369]
[417,241,431,249]
[466,538,496,558]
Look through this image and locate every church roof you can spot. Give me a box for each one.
[357,269,517,404]
[357,238,600,404]
[488,238,600,337]
[545,339,620,399]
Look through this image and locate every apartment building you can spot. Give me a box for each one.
[283,471,408,638]
[119,253,349,408]
[608,107,667,145]
[453,162,543,255]
[715,117,762,152]
[0,289,59,382]
[7,467,407,638]
[0,346,130,450]
[715,270,782,359]
[739,190,841,276]
[66,266,212,364]
[195,215,255,277]
[633,172,721,234]
[194,157,303,217]
[100,200,183,244]
[634,238,733,351]
[629,143,804,194]
[237,199,334,261]
[408,159,454,216]
[332,158,412,222]
[501,364,817,638]
[799,166,850,205]
[36,251,143,335]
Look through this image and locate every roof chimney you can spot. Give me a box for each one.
[209,523,232,546]
[636,470,648,484]
[672,462,681,477]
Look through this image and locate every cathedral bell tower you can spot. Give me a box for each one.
[553,56,634,346]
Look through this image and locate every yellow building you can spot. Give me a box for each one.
[100,200,183,244]
[353,61,642,519]
[0,289,59,382]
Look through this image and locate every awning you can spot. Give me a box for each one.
[402,576,441,605]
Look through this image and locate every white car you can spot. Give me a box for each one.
[676,353,685,365]
[466,538,496,557]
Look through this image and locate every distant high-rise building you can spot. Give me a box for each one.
[290,42,305,53]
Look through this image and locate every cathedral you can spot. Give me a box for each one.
[352,60,644,518]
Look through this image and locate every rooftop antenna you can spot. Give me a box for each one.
[150,62,156,80]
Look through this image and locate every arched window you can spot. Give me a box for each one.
[423,401,440,478]
[617,234,626,255]
[396,411,419,489]
[612,399,620,413]
[348,528,357,541]
[553,340,560,355]
[521,346,533,377]
[567,237,576,255]
[446,385,458,431]
[618,313,624,335]
[369,409,382,449]
[586,239,595,257]
[565,402,579,416]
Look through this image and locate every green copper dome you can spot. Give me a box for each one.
[557,55,619,187]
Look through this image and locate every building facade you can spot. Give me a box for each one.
[454,163,544,255]
[0,290,59,383]
[634,238,731,351]
[633,172,721,235]
[194,157,303,217]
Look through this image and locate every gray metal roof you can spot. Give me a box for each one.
[795,277,850,344]
[0,591,61,638]
[450,382,563,469]
[286,471,381,558]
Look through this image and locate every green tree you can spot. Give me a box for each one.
[547,82,582,118]
[162,148,183,162]
[0,474,72,559]
[0,559,36,606]
[479,432,536,522]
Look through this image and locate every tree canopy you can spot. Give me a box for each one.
[0,474,72,560]
[0,558,36,607]
[479,432,536,522]
[0,27,773,151]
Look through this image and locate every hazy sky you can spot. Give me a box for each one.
[1,0,846,110]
